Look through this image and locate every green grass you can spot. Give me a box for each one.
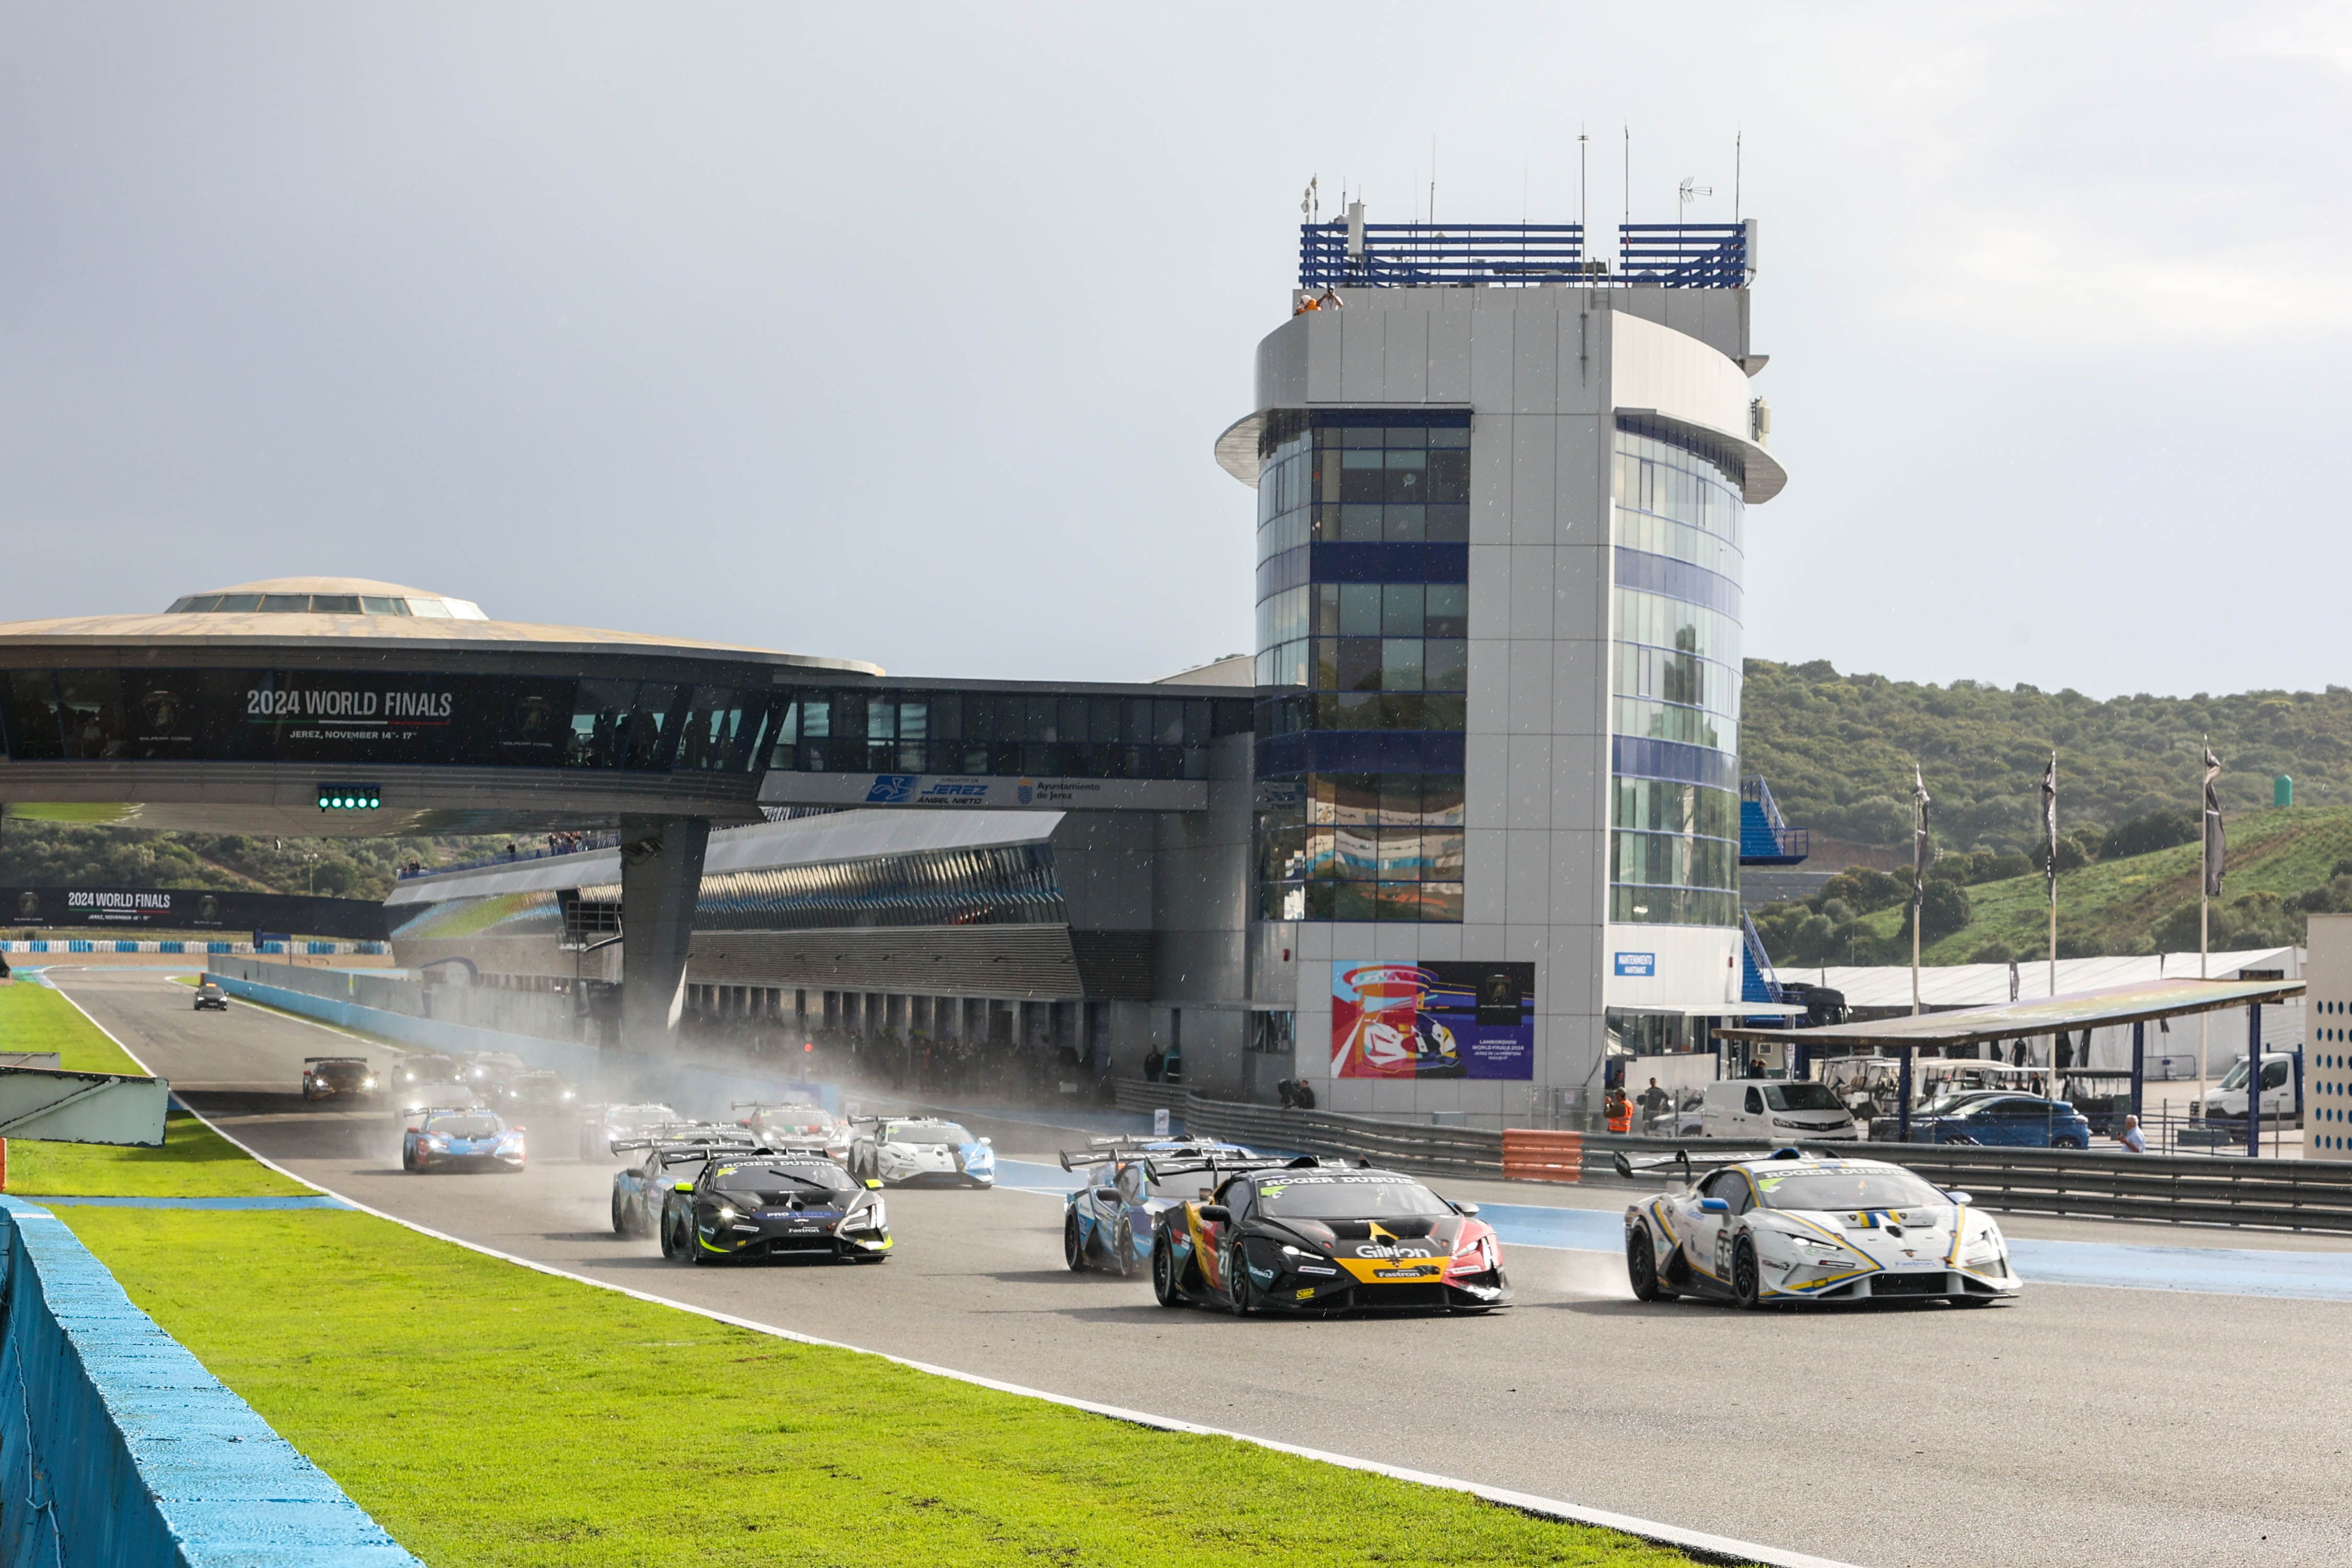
[1854,803,2352,962]
[56,1202,1698,1567]
[0,980,304,1197]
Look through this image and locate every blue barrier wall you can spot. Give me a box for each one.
[204,971,841,1118]
[0,1198,421,1567]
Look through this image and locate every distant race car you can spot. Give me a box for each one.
[734,1101,850,1163]
[656,1150,891,1265]
[392,1082,482,1120]
[302,1056,375,1101]
[847,1116,994,1188]
[497,1070,578,1116]
[191,981,229,1011]
[460,1052,532,1093]
[579,1102,680,1161]
[609,1127,764,1237]
[1148,1155,1508,1315]
[1057,1137,1254,1276]
[388,1053,466,1091]
[402,1109,526,1174]
[1619,1147,2022,1308]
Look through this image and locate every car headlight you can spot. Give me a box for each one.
[717,1205,738,1223]
[1789,1233,1845,1254]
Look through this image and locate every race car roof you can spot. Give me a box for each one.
[1714,975,2303,1052]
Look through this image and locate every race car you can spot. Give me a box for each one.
[302,1056,376,1101]
[1618,1147,2022,1308]
[734,1100,850,1162]
[1148,1155,1508,1314]
[656,1150,891,1265]
[609,1127,764,1237]
[191,981,229,1011]
[847,1116,994,1187]
[402,1109,526,1173]
[497,1070,578,1116]
[579,1102,679,1161]
[1057,1136,1254,1276]
[391,1082,482,1121]
[389,1052,466,1090]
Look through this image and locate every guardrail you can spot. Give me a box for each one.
[1124,1086,2352,1233]
[0,1198,419,1565]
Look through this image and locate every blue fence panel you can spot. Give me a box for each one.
[0,1199,421,1566]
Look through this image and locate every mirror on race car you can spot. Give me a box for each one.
[1946,1190,1975,1204]
[1198,1205,1231,1223]
[1452,1201,1480,1216]
[864,1179,882,1189]
[673,1181,694,1192]
[1697,1197,1730,1214]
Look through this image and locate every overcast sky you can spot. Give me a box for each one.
[1,5,2344,700]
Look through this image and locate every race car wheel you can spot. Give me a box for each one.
[1626,1226,1676,1302]
[401,1144,416,1173]
[1731,1234,1765,1310]
[1064,1210,1088,1272]
[659,1206,684,1261]
[1224,1242,1256,1317]
[1108,1212,1136,1279]
[1150,1230,1183,1308]
[611,1189,633,1237]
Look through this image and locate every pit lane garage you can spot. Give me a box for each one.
[1620,1148,2020,1308]
[1149,1156,1507,1315]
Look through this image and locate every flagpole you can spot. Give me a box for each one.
[1910,765,1931,1019]
[2196,737,2218,1143]
[2043,750,2059,1116]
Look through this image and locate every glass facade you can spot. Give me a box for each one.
[389,842,1065,940]
[1252,410,1470,923]
[767,688,1251,781]
[1610,422,1744,929]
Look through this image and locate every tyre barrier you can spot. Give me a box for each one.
[1124,1085,2352,1232]
[0,1198,419,1566]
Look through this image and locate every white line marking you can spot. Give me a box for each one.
[52,978,1858,1568]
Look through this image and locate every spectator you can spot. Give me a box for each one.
[1144,1047,1166,1082]
[2119,1113,2147,1153]
[1604,1086,1632,1134]
[1636,1077,1670,1120]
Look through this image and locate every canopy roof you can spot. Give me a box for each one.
[1715,976,2304,1053]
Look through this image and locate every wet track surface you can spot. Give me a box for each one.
[50,968,2352,1568]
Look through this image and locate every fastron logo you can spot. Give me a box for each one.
[866,775,917,803]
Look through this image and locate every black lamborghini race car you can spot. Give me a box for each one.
[1148,1155,1508,1315]
[656,1150,892,1266]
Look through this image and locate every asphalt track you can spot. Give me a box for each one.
[49,968,2352,1568]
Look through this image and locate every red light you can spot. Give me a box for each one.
[803,1041,814,1052]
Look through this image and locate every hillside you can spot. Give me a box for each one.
[1753,803,2352,967]
[0,823,475,905]
[1738,659,2352,854]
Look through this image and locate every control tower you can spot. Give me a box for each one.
[1217,212,1788,1117]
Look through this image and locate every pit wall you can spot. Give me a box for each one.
[203,959,840,1117]
[0,1198,420,1567]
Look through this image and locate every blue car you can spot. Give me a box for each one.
[402,1108,526,1173]
[1058,1137,1254,1275]
[1908,1094,2091,1150]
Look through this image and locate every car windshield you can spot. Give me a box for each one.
[1762,1083,1842,1112]
[711,1162,855,1198]
[890,1122,972,1145]
[1920,1092,1994,1117]
[1754,1168,1949,1212]
[1250,1174,1452,1219]
[2220,1060,2252,1090]
[761,1112,837,1135]
[426,1114,503,1138]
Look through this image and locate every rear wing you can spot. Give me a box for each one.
[1137,1151,1330,1186]
[304,1056,370,1065]
[1056,1136,1255,1173]
[1610,1147,1814,1183]
[609,1136,768,1161]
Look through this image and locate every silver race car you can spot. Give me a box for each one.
[1620,1148,2021,1308]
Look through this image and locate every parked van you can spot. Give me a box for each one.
[2199,1053,2300,1123]
[1700,1079,1861,1142]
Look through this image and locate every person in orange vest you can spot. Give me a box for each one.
[1605,1086,1632,1134]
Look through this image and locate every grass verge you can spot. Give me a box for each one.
[0,981,304,1197]
[56,1202,1702,1568]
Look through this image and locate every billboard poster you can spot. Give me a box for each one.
[1331,961,1535,1080]
[2,887,389,940]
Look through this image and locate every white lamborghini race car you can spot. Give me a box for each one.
[1620,1148,2021,1308]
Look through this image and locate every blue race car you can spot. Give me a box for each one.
[402,1108,526,1173]
[848,1116,995,1188]
[609,1125,765,1237]
[1907,1094,2092,1150]
[1058,1137,1255,1276]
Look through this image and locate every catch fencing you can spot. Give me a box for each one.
[1117,1083,2352,1233]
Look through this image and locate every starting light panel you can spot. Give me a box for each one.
[316,783,382,812]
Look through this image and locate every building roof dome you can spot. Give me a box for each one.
[166,577,487,620]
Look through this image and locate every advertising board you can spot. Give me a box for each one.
[1330,960,1535,1080]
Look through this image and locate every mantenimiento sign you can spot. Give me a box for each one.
[2,887,389,940]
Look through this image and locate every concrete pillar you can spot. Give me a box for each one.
[618,814,709,1052]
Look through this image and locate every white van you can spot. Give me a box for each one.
[1700,1079,1861,1142]
[2199,1053,2299,1123]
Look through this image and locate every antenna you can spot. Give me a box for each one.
[1429,134,1437,226]
[1578,125,1589,272]
[1622,125,1630,229]
[1678,177,1713,214]
[1734,129,1743,222]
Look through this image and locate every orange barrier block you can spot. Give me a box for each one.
[1502,1128,1583,1183]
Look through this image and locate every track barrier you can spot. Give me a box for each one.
[1501,1129,1584,1183]
[0,1197,419,1566]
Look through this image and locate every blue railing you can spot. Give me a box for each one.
[1738,775,1809,866]
[1739,911,1782,1006]
[1299,221,1747,291]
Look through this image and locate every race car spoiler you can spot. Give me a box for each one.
[1055,1136,1251,1172]
[1610,1146,1823,1182]
[1135,1152,1345,1185]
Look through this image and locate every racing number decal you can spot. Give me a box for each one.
[1714,1228,1735,1279]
